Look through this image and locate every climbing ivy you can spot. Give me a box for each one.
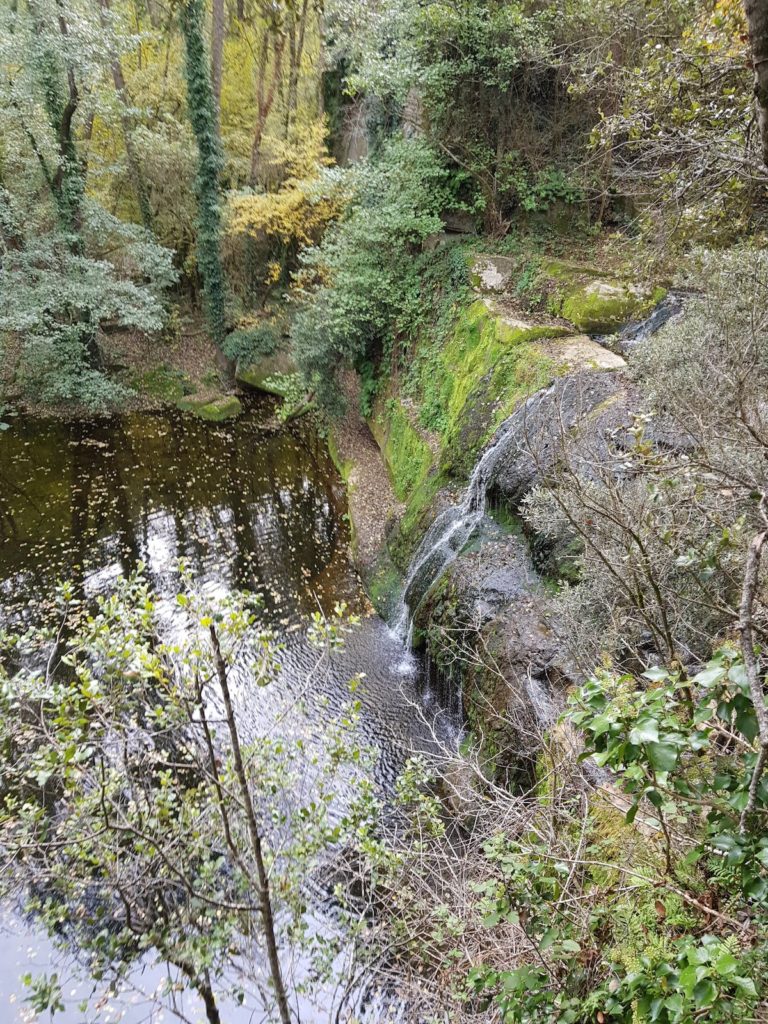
[179,0,227,347]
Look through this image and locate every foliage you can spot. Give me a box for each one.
[594,0,764,241]
[345,638,768,1023]
[291,138,455,412]
[222,318,281,364]
[573,649,768,890]
[0,572,372,1021]
[226,122,352,295]
[0,0,177,410]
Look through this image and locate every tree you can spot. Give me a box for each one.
[0,574,371,1022]
[179,0,228,346]
[211,0,226,127]
[744,0,768,168]
[98,0,153,230]
[0,0,176,408]
[250,7,289,185]
[291,138,454,411]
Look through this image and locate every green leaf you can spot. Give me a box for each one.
[694,665,726,688]
[643,666,669,682]
[733,975,757,998]
[647,742,679,772]
[629,719,660,745]
[714,952,738,977]
[678,965,700,995]
[692,978,717,1007]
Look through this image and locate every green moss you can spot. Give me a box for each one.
[177,394,242,421]
[136,365,193,402]
[375,401,433,504]
[538,258,668,334]
[367,556,403,618]
[559,282,666,334]
[326,430,353,485]
[372,298,568,564]
[438,303,561,475]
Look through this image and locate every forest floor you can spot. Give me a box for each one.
[0,309,238,419]
[104,309,235,413]
[330,370,403,574]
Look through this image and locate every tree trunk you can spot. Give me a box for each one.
[179,0,227,347]
[208,625,292,1024]
[285,0,310,131]
[98,0,153,230]
[249,30,286,186]
[211,0,225,129]
[744,0,768,167]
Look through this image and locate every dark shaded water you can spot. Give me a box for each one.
[0,397,452,1023]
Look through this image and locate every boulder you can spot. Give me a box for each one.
[236,348,297,397]
[472,255,518,293]
[177,394,242,421]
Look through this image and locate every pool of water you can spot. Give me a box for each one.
[0,397,454,1022]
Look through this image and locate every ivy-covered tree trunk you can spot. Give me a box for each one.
[180,0,227,347]
[31,1,103,368]
[744,0,768,168]
[210,0,224,128]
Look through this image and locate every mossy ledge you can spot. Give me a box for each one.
[370,299,564,566]
[542,259,668,334]
[176,394,243,421]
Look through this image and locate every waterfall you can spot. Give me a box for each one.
[393,397,542,644]
[393,290,684,647]
[614,290,685,353]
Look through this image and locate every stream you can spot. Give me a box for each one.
[0,396,456,1023]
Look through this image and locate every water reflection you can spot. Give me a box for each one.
[0,399,357,626]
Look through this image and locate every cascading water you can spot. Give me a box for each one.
[614,290,685,353]
[394,389,552,645]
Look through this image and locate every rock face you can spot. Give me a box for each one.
[357,249,672,786]
[417,532,567,787]
[492,369,627,508]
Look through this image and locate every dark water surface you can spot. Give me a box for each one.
[0,397,450,1023]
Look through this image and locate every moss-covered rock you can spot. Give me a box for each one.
[370,300,571,563]
[177,394,242,421]
[542,259,667,334]
[559,280,667,334]
[236,348,297,397]
[439,302,566,476]
[135,365,194,402]
[370,400,434,503]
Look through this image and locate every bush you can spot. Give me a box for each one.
[223,320,281,364]
[290,138,456,413]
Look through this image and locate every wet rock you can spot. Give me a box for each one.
[417,534,569,787]
[492,370,626,508]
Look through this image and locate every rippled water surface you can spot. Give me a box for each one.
[0,397,450,1022]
